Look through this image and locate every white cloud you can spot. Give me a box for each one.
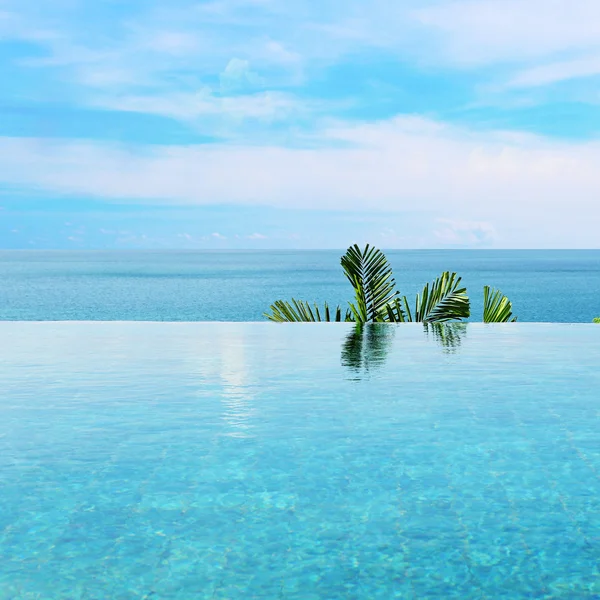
[434,219,496,246]
[247,233,267,239]
[142,31,200,56]
[508,55,600,88]
[259,40,302,66]
[7,0,600,107]
[2,1,600,246]
[219,58,264,91]
[1,115,599,247]
[1,0,306,89]
[414,0,600,66]
[211,232,226,239]
[93,89,308,122]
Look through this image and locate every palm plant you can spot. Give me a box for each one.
[340,244,398,322]
[384,271,469,323]
[483,285,517,323]
[264,244,516,323]
[266,299,352,322]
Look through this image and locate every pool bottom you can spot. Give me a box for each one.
[1,322,599,599]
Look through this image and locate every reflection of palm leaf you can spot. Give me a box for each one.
[424,323,467,353]
[341,244,398,323]
[364,324,394,367]
[385,272,469,323]
[265,299,353,322]
[341,324,394,375]
[341,325,364,372]
[483,286,517,323]
[341,323,467,377]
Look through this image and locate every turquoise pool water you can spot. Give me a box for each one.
[1,323,600,598]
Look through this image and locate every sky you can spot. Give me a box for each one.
[1,0,600,249]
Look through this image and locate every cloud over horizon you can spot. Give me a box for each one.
[1,0,599,248]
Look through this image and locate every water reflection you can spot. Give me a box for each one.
[341,324,395,377]
[341,323,467,377]
[424,323,467,354]
[214,328,257,438]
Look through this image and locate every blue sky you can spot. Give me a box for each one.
[1,0,600,249]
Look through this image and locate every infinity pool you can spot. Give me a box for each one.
[1,323,600,598]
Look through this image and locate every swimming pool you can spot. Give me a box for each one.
[1,322,599,598]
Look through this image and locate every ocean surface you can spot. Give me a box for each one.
[2,322,600,598]
[1,250,599,322]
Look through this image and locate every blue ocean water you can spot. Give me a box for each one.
[1,322,600,598]
[1,250,599,322]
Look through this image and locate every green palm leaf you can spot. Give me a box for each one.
[403,271,470,322]
[264,299,353,322]
[593,317,600,323]
[483,286,517,323]
[384,297,409,322]
[340,244,398,323]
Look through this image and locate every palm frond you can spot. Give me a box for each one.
[264,299,353,322]
[404,271,470,322]
[483,286,517,323]
[340,244,398,322]
[383,297,409,322]
[593,317,600,324]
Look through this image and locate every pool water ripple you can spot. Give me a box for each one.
[1,322,599,599]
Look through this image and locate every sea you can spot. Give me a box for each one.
[1,249,599,322]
